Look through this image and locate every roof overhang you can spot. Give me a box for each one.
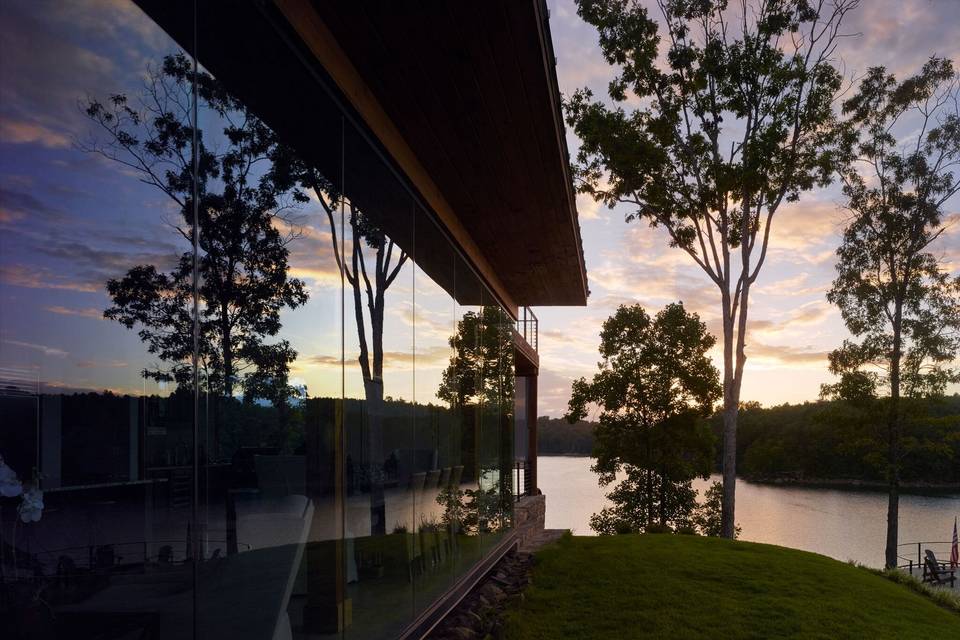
[134,0,588,313]
[292,0,588,307]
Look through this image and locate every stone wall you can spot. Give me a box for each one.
[514,493,546,549]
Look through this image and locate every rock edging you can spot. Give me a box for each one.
[426,550,534,640]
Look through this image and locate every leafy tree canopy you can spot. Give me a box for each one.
[566,0,858,537]
[824,56,960,403]
[82,53,308,403]
[438,306,514,409]
[567,302,721,532]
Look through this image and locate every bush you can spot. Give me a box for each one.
[646,524,674,534]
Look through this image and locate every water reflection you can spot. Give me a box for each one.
[540,456,960,568]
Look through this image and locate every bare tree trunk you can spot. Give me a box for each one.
[885,308,903,569]
[364,376,386,536]
[720,291,738,539]
[221,314,233,399]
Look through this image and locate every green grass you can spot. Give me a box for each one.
[504,534,960,639]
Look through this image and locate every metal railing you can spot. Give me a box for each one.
[513,460,533,501]
[896,540,954,574]
[516,306,538,352]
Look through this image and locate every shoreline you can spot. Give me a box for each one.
[538,455,960,494]
[743,476,960,494]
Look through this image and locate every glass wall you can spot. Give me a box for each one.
[0,2,517,639]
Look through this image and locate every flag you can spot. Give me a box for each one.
[952,517,958,569]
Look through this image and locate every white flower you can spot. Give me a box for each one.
[18,485,43,523]
[0,455,23,498]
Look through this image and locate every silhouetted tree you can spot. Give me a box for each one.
[81,54,308,407]
[438,306,514,409]
[296,170,410,535]
[566,303,720,534]
[437,306,515,531]
[822,57,960,568]
[565,0,857,537]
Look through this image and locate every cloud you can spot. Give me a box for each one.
[306,345,454,371]
[536,369,578,418]
[0,117,70,148]
[0,264,99,292]
[3,339,68,358]
[277,218,343,289]
[0,187,66,224]
[746,341,830,366]
[75,358,127,369]
[754,272,827,298]
[43,305,104,320]
[769,200,844,258]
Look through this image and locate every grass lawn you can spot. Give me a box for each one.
[504,534,960,639]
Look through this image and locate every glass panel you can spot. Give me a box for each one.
[190,29,347,640]
[0,2,197,637]
[341,122,415,640]
[447,256,487,570]
[412,204,459,613]
[1,4,523,639]
[476,302,515,554]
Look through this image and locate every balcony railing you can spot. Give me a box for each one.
[897,540,955,574]
[516,306,538,352]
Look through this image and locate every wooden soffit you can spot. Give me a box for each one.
[276,0,589,308]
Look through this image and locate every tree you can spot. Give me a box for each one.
[273,166,411,534]
[300,176,410,534]
[566,303,720,534]
[437,306,516,532]
[438,306,514,410]
[82,54,308,410]
[691,480,741,537]
[822,57,960,568]
[565,0,857,537]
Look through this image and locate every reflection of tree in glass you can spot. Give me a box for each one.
[304,173,408,401]
[437,306,513,409]
[80,54,308,404]
[299,170,409,535]
[436,306,515,533]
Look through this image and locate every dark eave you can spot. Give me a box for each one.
[133,0,588,311]
[298,0,588,307]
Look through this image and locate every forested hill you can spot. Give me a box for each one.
[538,394,960,486]
[537,417,596,455]
[722,394,960,486]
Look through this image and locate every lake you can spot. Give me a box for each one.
[539,456,960,568]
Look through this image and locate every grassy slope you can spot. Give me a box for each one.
[505,535,960,639]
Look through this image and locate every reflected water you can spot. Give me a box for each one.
[540,456,960,568]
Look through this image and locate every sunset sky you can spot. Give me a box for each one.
[534,0,960,416]
[0,0,958,418]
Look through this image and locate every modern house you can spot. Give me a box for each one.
[0,1,587,639]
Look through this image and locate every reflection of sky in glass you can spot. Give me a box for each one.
[1,0,186,395]
[0,0,457,405]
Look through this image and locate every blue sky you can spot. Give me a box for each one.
[0,0,957,417]
[534,0,960,416]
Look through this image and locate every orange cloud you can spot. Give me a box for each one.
[75,358,127,369]
[44,305,104,320]
[0,116,70,148]
[0,264,99,292]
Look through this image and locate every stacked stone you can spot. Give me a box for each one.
[428,551,534,640]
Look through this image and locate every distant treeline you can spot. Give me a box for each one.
[537,417,596,455]
[538,394,960,486]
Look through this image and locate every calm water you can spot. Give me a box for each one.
[540,456,960,568]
